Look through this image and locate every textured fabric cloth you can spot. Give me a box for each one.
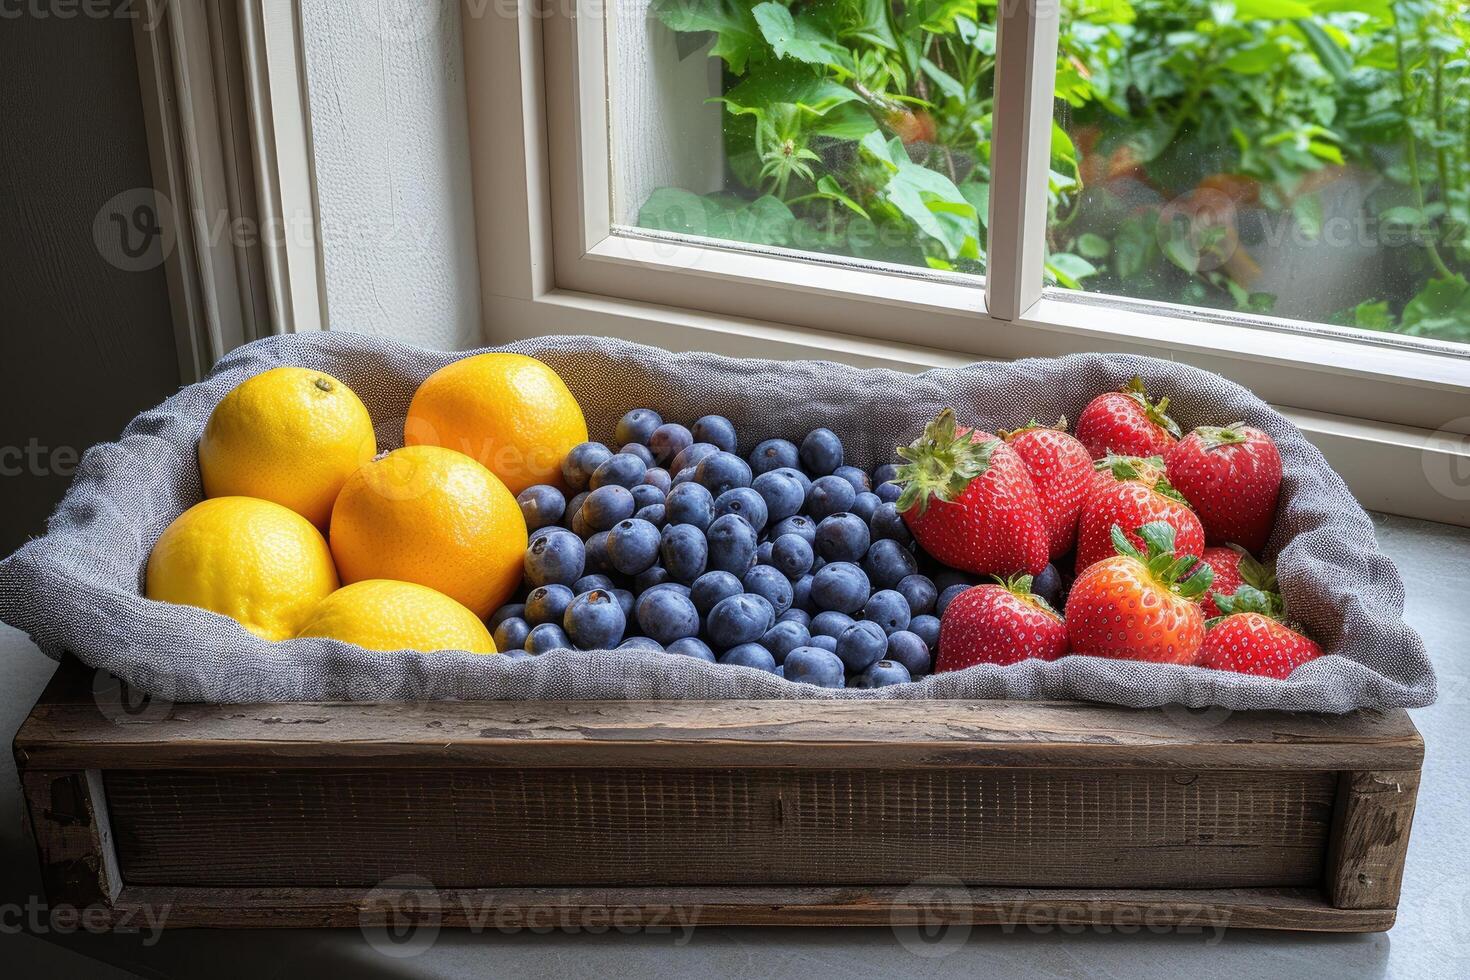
[0,332,1435,712]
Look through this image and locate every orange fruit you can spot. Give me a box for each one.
[328,445,527,617]
[198,367,376,528]
[403,352,587,495]
[145,496,339,641]
[296,580,496,654]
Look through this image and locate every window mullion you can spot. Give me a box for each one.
[985,0,1061,321]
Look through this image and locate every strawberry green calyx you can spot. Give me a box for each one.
[1192,422,1253,451]
[1224,542,1278,592]
[1122,376,1182,439]
[894,408,999,515]
[1110,521,1212,598]
[998,416,1067,440]
[1094,454,1189,504]
[1208,584,1287,626]
[990,572,1060,617]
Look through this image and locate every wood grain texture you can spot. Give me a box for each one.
[19,770,119,908]
[104,767,1336,889]
[106,884,1395,932]
[1325,769,1421,909]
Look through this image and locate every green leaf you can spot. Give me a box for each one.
[860,133,979,260]
[808,102,879,140]
[813,175,870,218]
[752,2,840,66]
[1046,253,1099,289]
[1401,276,1470,340]
[1233,0,1313,18]
[1077,233,1111,260]
[920,57,966,100]
[1222,42,1287,75]
[719,63,859,116]
[654,0,764,74]
[1379,206,1426,227]
[1294,19,1351,82]
[1113,216,1156,280]
[1292,194,1323,240]
[1349,300,1394,331]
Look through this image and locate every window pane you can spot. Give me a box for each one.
[1050,0,1470,346]
[610,1,996,276]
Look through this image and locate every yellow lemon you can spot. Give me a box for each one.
[199,366,376,528]
[296,580,496,653]
[146,496,339,641]
[404,352,588,496]
[329,445,527,618]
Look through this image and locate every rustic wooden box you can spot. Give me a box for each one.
[15,658,1421,933]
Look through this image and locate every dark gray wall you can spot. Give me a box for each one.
[0,3,181,555]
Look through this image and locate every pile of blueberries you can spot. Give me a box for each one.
[488,410,978,688]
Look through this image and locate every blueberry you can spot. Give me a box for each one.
[635,503,666,527]
[706,593,772,648]
[618,636,665,653]
[672,467,696,485]
[606,518,662,575]
[649,423,694,466]
[616,408,663,447]
[590,452,647,490]
[872,463,901,485]
[526,622,571,654]
[691,415,737,453]
[874,481,902,503]
[517,485,566,531]
[584,530,613,574]
[885,630,932,676]
[666,636,716,662]
[492,617,531,651]
[933,570,978,592]
[630,483,664,510]
[611,588,636,620]
[620,443,656,467]
[690,570,744,616]
[751,470,806,524]
[808,634,839,654]
[849,491,881,524]
[748,438,799,476]
[810,609,856,639]
[791,573,814,611]
[769,514,816,544]
[672,442,720,473]
[642,581,691,599]
[811,561,871,614]
[569,507,593,539]
[581,485,636,532]
[895,574,938,616]
[524,530,585,588]
[775,466,812,495]
[720,643,777,673]
[799,428,844,476]
[636,587,701,644]
[863,589,912,635]
[665,481,715,530]
[573,574,616,595]
[909,614,941,650]
[660,522,708,584]
[714,487,768,534]
[869,502,913,545]
[836,620,888,672]
[694,451,753,496]
[856,659,912,688]
[784,646,845,687]
[563,589,626,649]
[528,525,561,544]
[489,603,526,629]
[806,475,857,521]
[815,513,871,563]
[706,513,757,575]
[778,607,812,629]
[762,620,812,665]
[562,442,613,492]
[936,583,970,616]
[863,538,918,590]
[833,465,871,493]
[770,533,815,580]
[642,467,673,493]
[743,565,794,614]
[1032,563,1065,609]
[565,491,590,526]
[755,540,774,565]
[633,565,671,593]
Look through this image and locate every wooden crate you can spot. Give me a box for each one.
[14,658,1422,933]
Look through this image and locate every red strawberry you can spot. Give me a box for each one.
[936,575,1068,670]
[1166,423,1282,554]
[896,410,1049,577]
[1075,376,1181,459]
[1190,544,1277,617]
[1074,460,1204,574]
[1199,586,1322,679]
[1065,521,1212,664]
[1001,420,1093,559]
[1087,453,1167,497]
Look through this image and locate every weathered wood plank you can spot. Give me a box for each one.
[104,767,1337,890]
[107,883,1395,932]
[15,696,1424,771]
[19,770,119,908]
[1325,769,1421,909]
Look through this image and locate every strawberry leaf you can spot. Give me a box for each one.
[894,409,998,514]
[1109,524,1145,561]
[1136,521,1178,556]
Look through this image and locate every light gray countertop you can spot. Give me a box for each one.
[2,513,1466,979]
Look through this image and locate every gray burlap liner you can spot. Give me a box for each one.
[0,332,1435,712]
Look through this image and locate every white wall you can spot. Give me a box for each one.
[299,0,482,350]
